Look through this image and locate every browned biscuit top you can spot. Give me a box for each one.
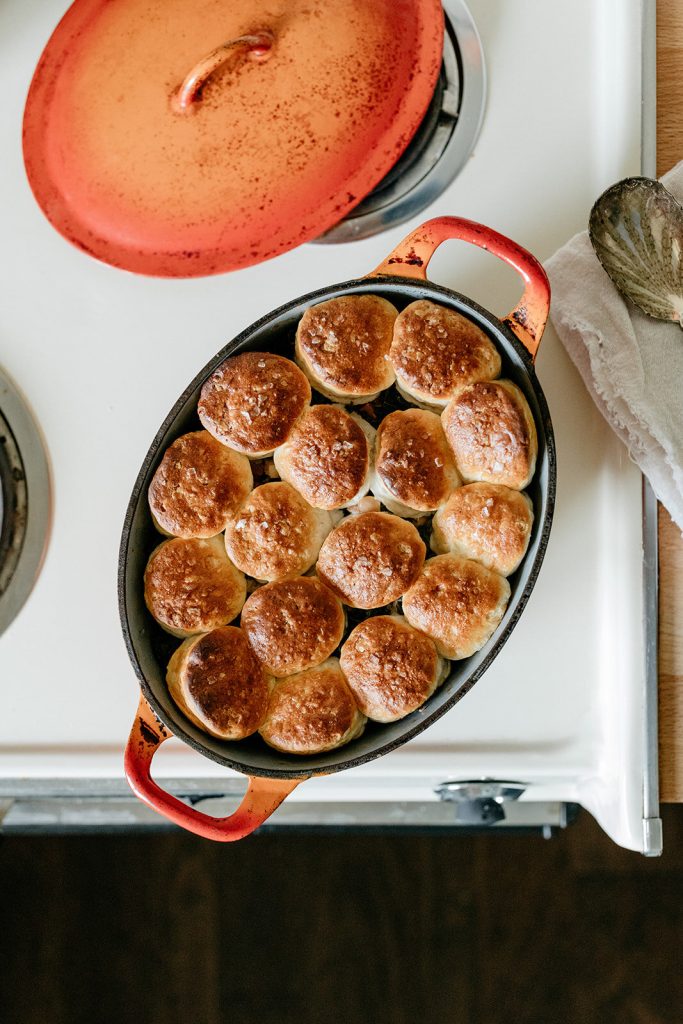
[390,300,501,401]
[296,294,397,396]
[340,614,440,722]
[241,576,345,677]
[276,405,370,509]
[259,659,364,754]
[441,380,536,489]
[316,511,425,609]
[431,483,534,576]
[224,481,329,581]
[402,554,510,660]
[148,430,252,538]
[198,352,311,455]
[144,537,246,635]
[182,627,269,737]
[374,408,460,510]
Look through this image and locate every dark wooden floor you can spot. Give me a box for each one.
[1,808,682,1024]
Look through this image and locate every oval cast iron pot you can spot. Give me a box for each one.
[120,217,555,841]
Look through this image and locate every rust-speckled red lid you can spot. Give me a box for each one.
[23,0,444,277]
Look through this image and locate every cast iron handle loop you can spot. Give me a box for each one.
[124,696,302,840]
[369,216,551,361]
[172,31,274,113]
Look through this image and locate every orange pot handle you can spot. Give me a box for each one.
[124,696,303,841]
[369,216,550,361]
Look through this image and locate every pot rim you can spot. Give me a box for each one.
[118,273,556,780]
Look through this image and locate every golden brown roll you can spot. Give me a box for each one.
[441,380,538,489]
[241,576,346,677]
[259,658,366,755]
[295,294,397,403]
[144,536,246,637]
[390,299,501,407]
[402,554,510,660]
[148,430,253,538]
[198,352,311,458]
[340,614,447,723]
[371,408,461,518]
[166,626,270,740]
[431,483,534,576]
[273,404,375,510]
[224,481,337,582]
[316,511,425,609]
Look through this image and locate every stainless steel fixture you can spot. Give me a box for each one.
[318,0,486,243]
[0,368,50,636]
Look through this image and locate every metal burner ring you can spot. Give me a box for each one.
[0,369,51,636]
[316,0,486,244]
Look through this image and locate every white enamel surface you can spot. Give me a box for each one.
[0,0,647,850]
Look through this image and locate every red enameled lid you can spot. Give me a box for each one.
[23,0,444,277]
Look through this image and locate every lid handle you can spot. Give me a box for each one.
[172,31,274,114]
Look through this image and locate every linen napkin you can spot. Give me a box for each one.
[545,160,683,532]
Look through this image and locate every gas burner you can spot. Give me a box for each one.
[316,0,486,243]
[0,369,50,635]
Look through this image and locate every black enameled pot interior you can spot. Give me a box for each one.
[119,276,556,779]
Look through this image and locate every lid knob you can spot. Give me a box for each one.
[172,30,275,114]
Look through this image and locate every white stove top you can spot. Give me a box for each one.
[0,0,656,851]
